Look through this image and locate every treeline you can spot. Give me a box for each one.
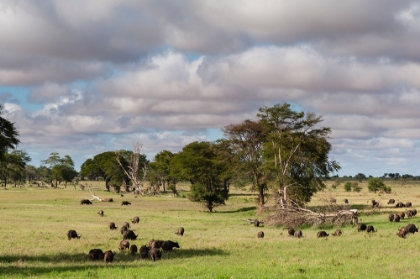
[1,103,340,211]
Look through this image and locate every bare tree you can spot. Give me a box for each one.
[115,141,146,194]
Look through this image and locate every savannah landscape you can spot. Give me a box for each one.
[0,179,419,279]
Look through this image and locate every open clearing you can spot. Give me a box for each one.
[0,180,419,279]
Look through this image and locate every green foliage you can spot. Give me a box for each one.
[368,177,391,193]
[171,141,230,212]
[0,104,20,161]
[344,182,352,192]
[331,180,340,189]
[351,182,362,192]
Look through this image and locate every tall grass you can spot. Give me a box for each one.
[0,180,419,278]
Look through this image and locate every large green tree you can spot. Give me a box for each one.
[0,150,31,187]
[171,141,231,212]
[0,104,20,161]
[147,150,175,194]
[42,153,77,187]
[258,103,340,205]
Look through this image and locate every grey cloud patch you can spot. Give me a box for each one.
[29,83,72,103]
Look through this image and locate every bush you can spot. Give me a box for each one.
[351,182,362,192]
[367,178,390,193]
[344,182,352,192]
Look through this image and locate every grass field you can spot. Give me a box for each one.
[0,180,419,279]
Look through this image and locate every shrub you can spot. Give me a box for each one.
[367,178,390,193]
[351,182,362,192]
[344,182,352,192]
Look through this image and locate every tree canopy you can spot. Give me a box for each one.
[0,104,20,161]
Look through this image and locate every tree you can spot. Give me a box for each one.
[223,119,267,208]
[0,104,20,161]
[344,182,352,192]
[355,173,366,182]
[147,150,175,194]
[0,150,31,187]
[257,103,340,205]
[171,141,230,212]
[42,153,77,187]
[367,177,391,193]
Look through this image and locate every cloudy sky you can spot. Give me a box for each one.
[1,0,420,177]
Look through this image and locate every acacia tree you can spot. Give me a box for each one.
[0,150,31,187]
[147,150,175,194]
[223,119,268,208]
[42,153,77,187]
[0,104,20,161]
[171,141,231,212]
[257,103,340,206]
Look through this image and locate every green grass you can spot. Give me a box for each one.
[0,181,419,278]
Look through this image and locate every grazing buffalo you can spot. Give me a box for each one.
[357,223,367,232]
[131,216,140,224]
[398,212,405,220]
[287,227,295,237]
[67,230,81,240]
[294,230,303,238]
[123,230,138,240]
[162,240,180,252]
[140,245,150,259]
[404,223,418,234]
[120,225,129,235]
[388,199,395,204]
[254,219,260,227]
[150,248,162,261]
[388,214,395,222]
[371,200,379,208]
[150,239,164,249]
[344,199,349,204]
[175,227,184,236]
[103,250,115,263]
[366,225,375,233]
[257,231,264,238]
[80,199,92,205]
[333,229,342,236]
[88,249,104,260]
[405,202,412,207]
[109,222,117,230]
[98,210,104,217]
[123,222,130,228]
[129,244,138,255]
[394,214,401,222]
[396,202,405,208]
[317,231,329,238]
[413,209,418,216]
[119,240,130,251]
[121,201,131,206]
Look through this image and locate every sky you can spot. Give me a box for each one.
[1,0,420,177]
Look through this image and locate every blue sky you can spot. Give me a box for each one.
[2,0,420,177]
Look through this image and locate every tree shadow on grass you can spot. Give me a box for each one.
[215,206,257,214]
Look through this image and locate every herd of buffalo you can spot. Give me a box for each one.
[255,198,418,240]
[70,199,182,263]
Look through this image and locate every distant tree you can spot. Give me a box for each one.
[25,165,38,182]
[170,141,231,212]
[344,182,352,192]
[355,173,366,182]
[0,150,30,187]
[368,177,391,193]
[42,153,77,187]
[147,150,175,193]
[0,104,20,161]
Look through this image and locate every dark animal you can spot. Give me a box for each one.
[132,216,140,224]
[371,200,379,208]
[103,250,115,263]
[404,223,418,234]
[140,245,150,259]
[394,214,401,222]
[175,227,184,236]
[254,219,260,227]
[333,229,342,236]
[294,230,302,238]
[366,225,375,233]
[161,240,180,252]
[396,202,405,208]
[123,230,138,240]
[88,249,104,260]
[119,240,130,251]
[357,223,367,232]
[67,230,81,240]
[257,231,264,238]
[287,227,295,237]
[398,212,405,220]
[388,199,395,204]
[150,248,162,261]
[344,199,349,204]
[98,210,104,217]
[407,210,414,218]
[123,222,130,228]
[121,201,131,206]
[129,244,138,255]
[120,225,128,235]
[149,239,164,249]
[388,214,394,222]
[80,199,92,205]
[413,209,418,216]
[405,202,412,207]
[109,222,117,230]
[317,231,328,238]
